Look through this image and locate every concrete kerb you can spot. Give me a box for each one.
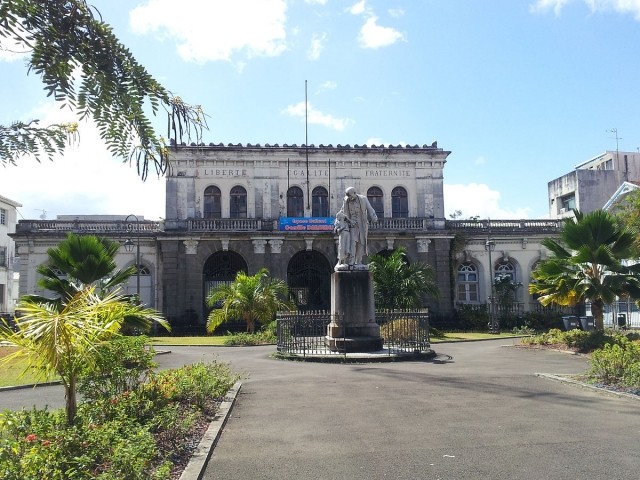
[179,381,242,480]
[536,372,640,402]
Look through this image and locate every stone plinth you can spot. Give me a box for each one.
[325,269,383,352]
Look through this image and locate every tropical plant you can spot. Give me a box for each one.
[530,209,640,330]
[0,0,207,178]
[0,287,169,425]
[369,247,439,310]
[29,233,135,305]
[206,268,294,334]
[613,188,640,254]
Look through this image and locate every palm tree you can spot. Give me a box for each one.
[206,268,294,334]
[29,233,135,305]
[530,209,640,330]
[0,287,169,425]
[369,247,439,310]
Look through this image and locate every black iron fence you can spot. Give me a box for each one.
[276,309,430,357]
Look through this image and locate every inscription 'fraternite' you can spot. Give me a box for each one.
[365,170,411,177]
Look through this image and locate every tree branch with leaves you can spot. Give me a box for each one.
[0,0,208,179]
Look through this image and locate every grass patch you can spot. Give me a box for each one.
[430,332,523,343]
[0,347,58,387]
[149,336,227,346]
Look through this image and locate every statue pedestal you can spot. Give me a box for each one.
[325,269,383,352]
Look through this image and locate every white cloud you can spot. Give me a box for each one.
[531,0,640,19]
[2,102,165,221]
[358,16,405,49]
[530,0,572,15]
[0,29,30,62]
[388,8,405,18]
[305,0,328,4]
[318,80,337,92]
[349,1,367,15]
[129,0,288,63]
[308,32,327,60]
[283,101,353,131]
[444,183,533,219]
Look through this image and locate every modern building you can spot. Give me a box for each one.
[11,142,564,332]
[548,150,640,218]
[0,195,21,316]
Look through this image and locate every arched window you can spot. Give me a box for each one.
[457,262,479,303]
[495,261,515,281]
[124,264,153,307]
[287,186,304,218]
[391,186,408,218]
[230,186,247,218]
[203,186,221,219]
[367,187,384,218]
[312,186,329,217]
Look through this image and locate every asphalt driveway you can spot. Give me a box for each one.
[1,339,638,479]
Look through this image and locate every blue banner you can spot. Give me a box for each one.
[278,217,335,232]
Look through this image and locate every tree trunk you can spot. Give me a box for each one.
[65,377,77,425]
[591,299,605,331]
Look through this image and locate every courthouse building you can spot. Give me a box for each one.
[11,142,562,331]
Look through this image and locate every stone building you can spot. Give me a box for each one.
[548,150,640,218]
[0,195,21,316]
[11,142,563,332]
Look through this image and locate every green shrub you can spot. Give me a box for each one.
[455,304,489,330]
[520,329,613,353]
[379,318,425,344]
[429,326,445,338]
[0,357,241,479]
[224,326,276,346]
[589,338,640,385]
[622,360,640,388]
[0,409,165,480]
[153,361,241,409]
[79,336,157,402]
[512,326,536,336]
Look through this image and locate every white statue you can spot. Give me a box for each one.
[335,187,378,270]
[334,209,353,267]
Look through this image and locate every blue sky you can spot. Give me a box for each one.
[3,0,640,221]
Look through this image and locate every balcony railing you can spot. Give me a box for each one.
[14,220,162,235]
[14,217,563,235]
[446,219,563,233]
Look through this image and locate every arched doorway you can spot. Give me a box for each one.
[202,251,248,329]
[287,250,332,311]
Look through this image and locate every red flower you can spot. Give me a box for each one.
[41,440,51,447]
[25,434,38,442]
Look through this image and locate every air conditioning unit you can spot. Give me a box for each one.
[559,208,566,214]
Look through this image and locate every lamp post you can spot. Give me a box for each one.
[124,214,141,304]
[485,238,497,333]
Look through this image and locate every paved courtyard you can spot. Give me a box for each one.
[198,339,639,480]
[1,339,638,479]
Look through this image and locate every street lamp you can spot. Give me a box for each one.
[485,238,497,333]
[124,214,141,304]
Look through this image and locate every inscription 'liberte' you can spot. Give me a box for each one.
[203,169,248,176]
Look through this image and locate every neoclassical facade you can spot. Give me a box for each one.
[11,143,562,331]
